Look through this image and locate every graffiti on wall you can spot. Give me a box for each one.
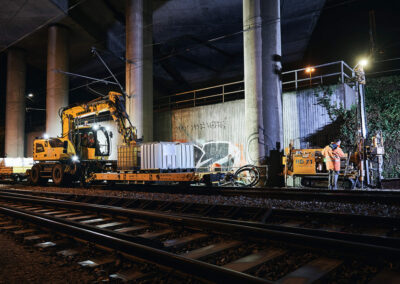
[192,141,246,170]
[172,112,247,169]
[175,118,228,133]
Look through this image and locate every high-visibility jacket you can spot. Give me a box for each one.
[322,145,345,171]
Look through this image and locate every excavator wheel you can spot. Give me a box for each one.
[52,164,65,186]
[30,164,47,185]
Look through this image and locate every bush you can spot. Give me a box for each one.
[315,75,400,178]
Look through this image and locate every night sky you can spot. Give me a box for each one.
[305,0,400,73]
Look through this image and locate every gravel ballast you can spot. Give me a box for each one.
[2,184,400,218]
[0,233,95,283]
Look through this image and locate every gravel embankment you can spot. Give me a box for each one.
[0,233,95,283]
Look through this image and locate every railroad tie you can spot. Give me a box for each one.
[43,210,68,215]
[24,234,51,243]
[182,240,242,260]
[57,247,88,258]
[114,225,149,233]
[275,257,343,284]
[80,217,112,224]
[13,228,36,236]
[137,229,174,239]
[35,239,70,250]
[109,270,150,282]
[223,249,287,273]
[78,257,116,268]
[53,212,82,218]
[163,233,208,248]
[66,214,97,221]
[0,225,21,231]
[33,209,56,213]
[96,221,128,229]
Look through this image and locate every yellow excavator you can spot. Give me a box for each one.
[30,91,137,185]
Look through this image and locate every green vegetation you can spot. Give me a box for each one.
[366,75,400,177]
[315,75,400,178]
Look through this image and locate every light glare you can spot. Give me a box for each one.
[305,67,315,73]
[359,59,368,67]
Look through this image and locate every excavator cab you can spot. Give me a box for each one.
[72,126,111,160]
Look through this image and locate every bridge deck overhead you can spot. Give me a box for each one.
[0,0,325,90]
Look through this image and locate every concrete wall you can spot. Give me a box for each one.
[154,83,356,168]
[155,100,247,170]
[283,84,356,149]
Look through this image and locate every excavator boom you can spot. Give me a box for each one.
[61,91,137,144]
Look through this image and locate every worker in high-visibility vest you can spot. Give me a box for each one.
[322,140,345,190]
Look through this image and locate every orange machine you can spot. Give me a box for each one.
[283,142,356,188]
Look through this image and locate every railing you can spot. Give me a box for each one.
[154,81,245,111]
[154,60,354,111]
[281,61,354,90]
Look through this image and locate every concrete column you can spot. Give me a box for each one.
[243,0,282,165]
[46,24,69,137]
[261,0,283,154]
[5,49,26,157]
[126,0,153,142]
[243,0,264,165]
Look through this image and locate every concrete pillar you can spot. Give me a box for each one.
[261,0,283,155]
[243,0,282,165]
[243,0,264,165]
[46,24,69,137]
[126,0,153,142]
[4,49,26,157]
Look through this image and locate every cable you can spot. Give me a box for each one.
[0,0,28,26]
[366,68,400,76]
[86,83,107,98]
[373,57,400,64]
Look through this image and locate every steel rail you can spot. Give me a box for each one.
[0,205,270,284]
[2,189,399,226]
[0,193,399,259]
[2,184,400,204]
[2,190,400,249]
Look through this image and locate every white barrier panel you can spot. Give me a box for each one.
[0,158,34,167]
[140,142,194,170]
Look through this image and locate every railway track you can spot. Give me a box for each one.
[0,191,399,283]
[1,189,400,248]
[2,182,400,204]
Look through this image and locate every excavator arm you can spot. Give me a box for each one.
[61,91,137,144]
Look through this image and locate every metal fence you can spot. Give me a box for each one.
[281,61,354,90]
[154,60,354,111]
